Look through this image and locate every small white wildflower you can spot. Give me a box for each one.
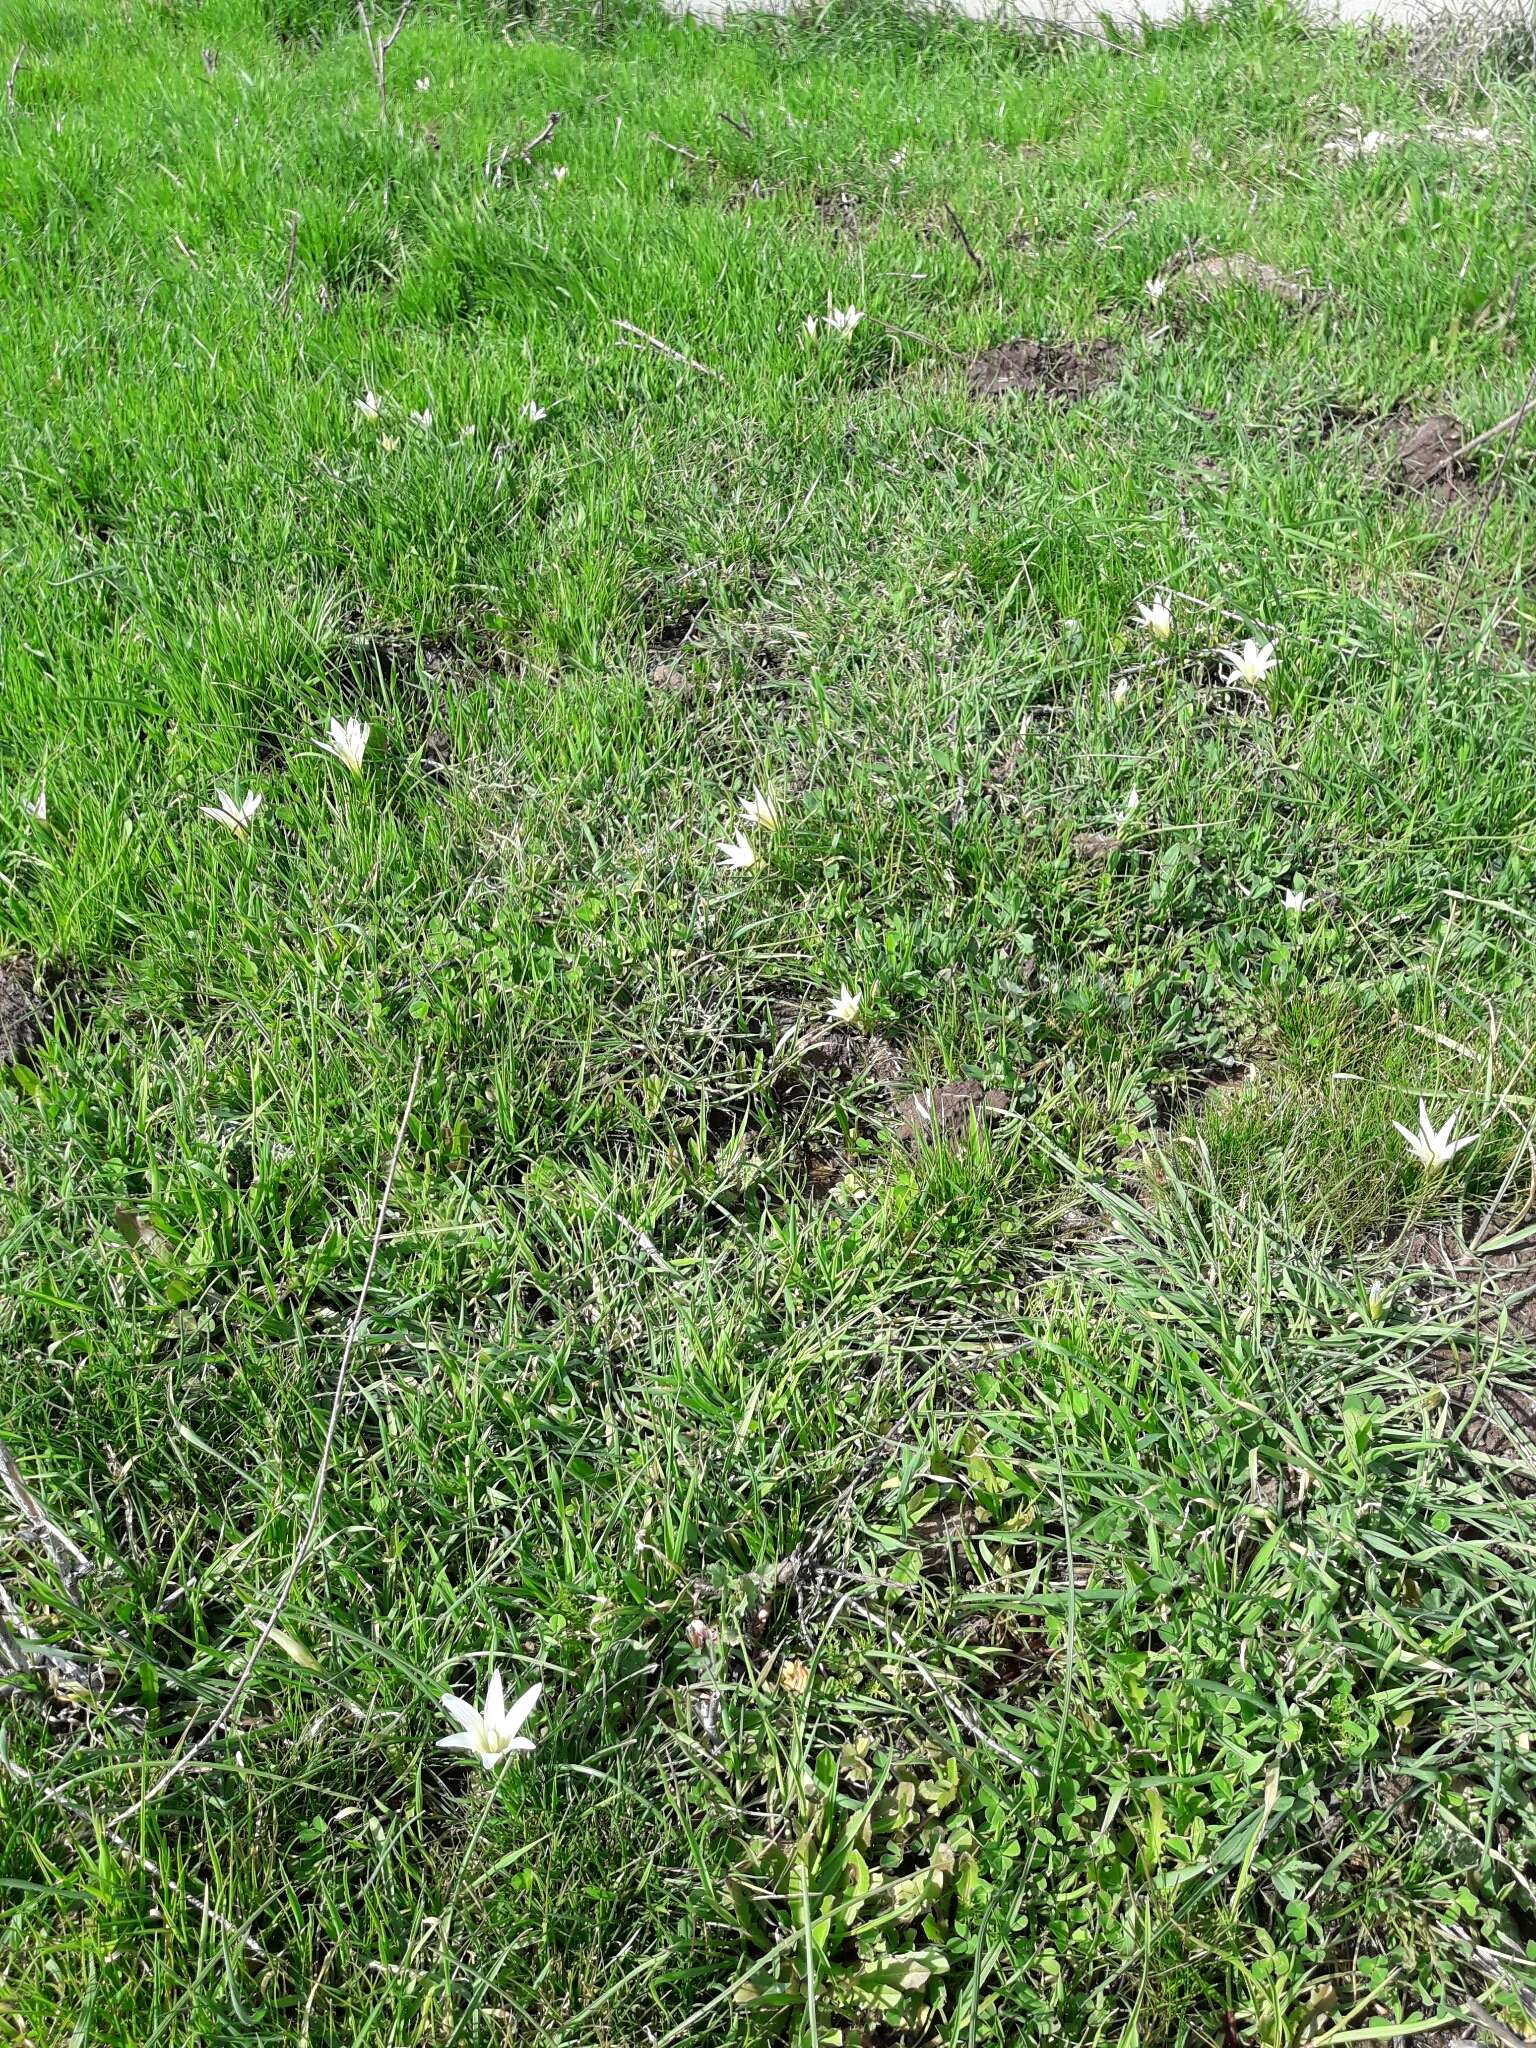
[438,1669,541,1771]
[1110,678,1132,708]
[520,400,548,424]
[356,391,383,420]
[551,164,568,182]
[380,434,399,452]
[829,984,863,1026]
[409,408,433,429]
[317,716,371,776]
[740,785,780,833]
[1221,637,1278,687]
[1116,785,1140,828]
[201,788,263,837]
[459,422,476,440]
[415,74,430,90]
[803,313,819,338]
[1282,887,1311,913]
[716,831,757,870]
[1393,1098,1479,1171]
[1135,595,1174,640]
[21,782,46,824]
[1146,273,1169,302]
[824,305,863,336]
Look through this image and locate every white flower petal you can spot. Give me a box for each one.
[439,1691,482,1734]
[503,1680,542,1737]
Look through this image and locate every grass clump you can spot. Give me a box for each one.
[4,0,1536,2039]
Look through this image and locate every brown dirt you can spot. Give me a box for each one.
[1177,253,1316,306]
[1401,1218,1536,1488]
[1070,830,1121,869]
[418,727,455,782]
[1401,1218,1536,1341]
[813,187,863,242]
[767,997,903,1090]
[0,958,46,1067]
[1389,411,1474,496]
[1139,1057,1257,1134]
[894,1080,1010,1148]
[965,337,1119,404]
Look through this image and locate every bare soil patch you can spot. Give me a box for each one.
[1401,1218,1536,1489]
[1401,1217,1536,1341]
[0,958,47,1068]
[1177,253,1316,306]
[894,1080,1011,1147]
[1391,411,1472,494]
[812,186,864,242]
[965,337,1118,404]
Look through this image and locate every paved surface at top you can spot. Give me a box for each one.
[666,0,1526,32]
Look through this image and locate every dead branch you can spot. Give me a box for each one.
[718,110,754,141]
[518,108,561,159]
[1420,394,1536,479]
[1,1441,92,1599]
[612,319,721,380]
[357,0,413,124]
[942,200,985,277]
[648,130,708,163]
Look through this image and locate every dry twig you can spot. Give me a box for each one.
[357,0,412,124]
[277,210,299,312]
[612,318,721,380]
[518,108,561,159]
[942,200,985,276]
[1,1442,92,1599]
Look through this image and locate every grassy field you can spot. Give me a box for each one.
[5,0,1536,2038]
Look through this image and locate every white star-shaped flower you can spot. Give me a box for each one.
[1393,1099,1479,1171]
[740,786,780,833]
[828,984,863,1026]
[716,831,756,870]
[201,788,263,837]
[317,716,371,776]
[438,1669,541,1771]
[1221,638,1277,688]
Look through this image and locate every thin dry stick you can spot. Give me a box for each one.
[612,318,720,380]
[0,1747,266,1960]
[276,210,299,312]
[718,110,754,141]
[518,108,561,159]
[942,200,985,277]
[647,130,708,163]
[111,1055,422,1833]
[5,44,23,115]
[357,0,412,124]
[1419,395,1536,479]
[1,1441,92,1597]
